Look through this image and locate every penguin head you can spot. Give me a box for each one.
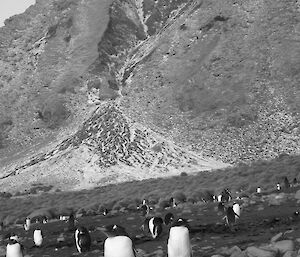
[100,224,129,238]
[77,226,89,235]
[164,212,175,225]
[7,233,20,244]
[171,218,189,228]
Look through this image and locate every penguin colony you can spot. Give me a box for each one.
[4,179,298,256]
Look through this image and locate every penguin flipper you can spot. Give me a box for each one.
[233,212,240,218]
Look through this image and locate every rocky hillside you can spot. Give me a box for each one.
[0,0,299,191]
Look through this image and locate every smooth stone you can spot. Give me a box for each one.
[270,232,283,243]
[246,246,277,257]
[272,240,295,254]
[294,190,300,200]
[283,251,297,257]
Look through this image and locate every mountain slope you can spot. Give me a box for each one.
[0,0,299,191]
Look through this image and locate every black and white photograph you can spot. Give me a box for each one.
[0,0,299,256]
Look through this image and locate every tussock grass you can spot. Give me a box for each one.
[0,154,299,224]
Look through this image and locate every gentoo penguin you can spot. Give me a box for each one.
[283,177,290,189]
[232,202,240,220]
[24,217,31,231]
[138,202,150,216]
[33,228,43,247]
[293,178,298,187]
[224,206,239,227]
[276,183,281,191]
[142,217,163,239]
[256,187,261,194]
[74,226,91,253]
[168,218,192,257]
[103,208,109,216]
[217,194,222,202]
[6,234,24,257]
[217,202,225,213]
[221,188,232,202]
[164,212,175,225]
[100,224,136,257]
[68,214,76,231]
[169,197,177,208]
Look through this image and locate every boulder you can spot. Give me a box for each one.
[246,246,277,257]
[295,190,300,200]
[272,240,295,254]
[282,251,297,257]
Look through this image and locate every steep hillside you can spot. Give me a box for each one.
[0,0,299,191]
[119,0,300,163]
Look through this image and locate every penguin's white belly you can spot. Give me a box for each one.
[104,236,135,257]
[6,244,23,257]
[149,218,155,238]
[34,230,43,246]
[168,227,192,257]
[233,205,240,219]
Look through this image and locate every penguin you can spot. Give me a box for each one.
[217,194,222,202]
[138,204,150,216]
[100,224,136,257]
[283,177,290,189]
[276,183,281,191]
[221,188,232,202]
[293,178,298,187]
[169,197,177,208]
[74,226,91,253]
[223,206,239,227]
[33,228,43,247]
[168,218,193,257]
[68,214,76,231]
[232,202,240,220]
[256,187,261,194]
[164,212,175,225]
[42,216,48,224]
[103,208,109,216]
[24,217,31,231]
[142,217,163,239]
[6,234,24,257]
[217,202,225,214]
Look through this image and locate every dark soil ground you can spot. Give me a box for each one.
[1,188,300,257]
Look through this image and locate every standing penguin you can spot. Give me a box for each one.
[232,202,241,221]
[168,218,193,257]
[256,187,261,194]
[217,202,225,214]
[224,206,239,228]
[276,183,281,191]
[283,177,290,189]
[33,228,43,247]
[74,226,91,253]
[68,214,76,231]
[169,197,177,208]
[6,234,24,257]
[24,217,31,231]
[137,202,150,216]
[293,178,298,187]
[100,224,136,257]
[142,217,163,239]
